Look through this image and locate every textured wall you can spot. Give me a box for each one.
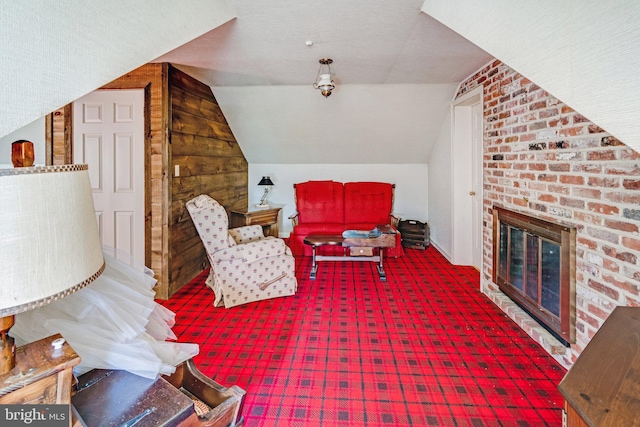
[423,0,640,156]
[457,60,640,367]
[0,1,235,138]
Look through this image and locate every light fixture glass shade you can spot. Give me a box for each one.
[313,58,335,97]
[316,74,334,89]
[0,165,105,316]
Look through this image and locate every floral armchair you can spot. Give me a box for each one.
[186,195,297,308]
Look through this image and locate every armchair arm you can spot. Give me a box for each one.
[229,225,264,244]
[389,213,400,228]
[212,238,288,264]
[289,212,300,227]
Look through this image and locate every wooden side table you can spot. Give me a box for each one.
[0,333,80,405]
[303,225,396,281]
[229,205,282,237]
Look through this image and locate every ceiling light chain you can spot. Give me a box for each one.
[313,58,335,98]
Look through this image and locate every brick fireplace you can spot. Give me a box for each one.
[456,59,640,367]
[492,206,576,346]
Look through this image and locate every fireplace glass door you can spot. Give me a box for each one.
[499,225,561,318]
[493,207,575,344]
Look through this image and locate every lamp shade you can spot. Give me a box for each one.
[0,165,105,316]
[258,176,274,186]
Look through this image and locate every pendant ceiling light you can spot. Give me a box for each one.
[313,58,335,98]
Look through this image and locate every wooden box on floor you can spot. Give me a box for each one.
[398,219,430,250]
[72,359,245,427]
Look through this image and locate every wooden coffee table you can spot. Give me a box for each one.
[303,225,396,281]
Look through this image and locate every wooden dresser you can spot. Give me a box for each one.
[558,306,640,426]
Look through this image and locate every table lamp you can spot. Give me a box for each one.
[256,176,274,208]
[0,164,105,375]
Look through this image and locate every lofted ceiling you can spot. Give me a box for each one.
[155,0,493,164]
[0,0,236,139]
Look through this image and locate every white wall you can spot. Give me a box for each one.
[249,163,428,237]
[213,84,459,165]
[0,117,46,167]
[422,0,640,154]
[427,110,453,260]
[1,1,236,137]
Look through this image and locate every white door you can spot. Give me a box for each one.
[451,86,483,268]
[73,89,145,265]
[471,102,483,270]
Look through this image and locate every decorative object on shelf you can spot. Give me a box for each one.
[10,140,34,167]
[0,164,105,374]
[313,58,335,97]
[256,176,274,208]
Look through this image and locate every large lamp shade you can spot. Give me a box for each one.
[0,165,105,316]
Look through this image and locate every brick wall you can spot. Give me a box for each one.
[456,60,640,366]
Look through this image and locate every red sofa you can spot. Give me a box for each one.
[289,181,404,258]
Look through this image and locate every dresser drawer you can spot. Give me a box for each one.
[244,210,278,226]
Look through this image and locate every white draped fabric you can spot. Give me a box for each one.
[12,247,199,379]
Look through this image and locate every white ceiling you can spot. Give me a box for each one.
[155,0,493,164]
[157,0,490,87]
[0,0,235,139]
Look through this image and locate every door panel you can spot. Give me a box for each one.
[82,134,103,191]
[73,89,145,265]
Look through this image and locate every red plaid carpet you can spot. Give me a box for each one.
[159,246,566,426]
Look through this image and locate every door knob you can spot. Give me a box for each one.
[469,191,476,196]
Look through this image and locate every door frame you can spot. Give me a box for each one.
[451,85,484,270]
[46,86,153,270]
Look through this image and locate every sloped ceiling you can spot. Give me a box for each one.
[211,83,458,164]
[0,0,236,138]
[155,0,493,164]
[422,0,640,153]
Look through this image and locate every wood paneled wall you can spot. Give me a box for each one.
[99,63,169,298]
[46,63,247,299]
[45,105,72,165]
[168,65,248,296]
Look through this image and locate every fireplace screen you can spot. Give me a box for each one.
[493,207,575,344]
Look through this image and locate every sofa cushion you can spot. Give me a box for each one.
[293,223,346,235]
[344,182,393,225]
[295,181,344,224]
